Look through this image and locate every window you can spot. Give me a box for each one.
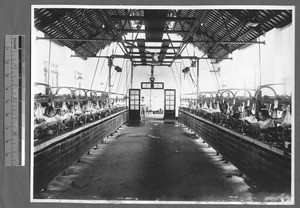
[74,71,83,88]
[129,89,140,110]
[44,61,59,87]
[141,82,164,89]
[165,90,175,110]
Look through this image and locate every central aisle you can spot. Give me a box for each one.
[43,118,255,201]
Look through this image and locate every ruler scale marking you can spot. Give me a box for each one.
[4,35,25,166]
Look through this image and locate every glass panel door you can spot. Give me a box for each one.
[129,89,141,121]
[164,89,176,119]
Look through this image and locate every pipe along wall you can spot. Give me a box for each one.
[34,109,128,193]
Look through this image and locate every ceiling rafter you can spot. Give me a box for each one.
[34,8,292,62]
[218,10,233,41]
[110,15,197,21]
[169,10,206,66]
[48,10,96,55]
[213,15,236,39]
[99,9,122,39]
[35,11,92,57]
[71,10,85,38]
[187,10,213,55]
[73,11,111,53]
[101,9,133,60]
[196,28,231,55]
[214,10,291,59]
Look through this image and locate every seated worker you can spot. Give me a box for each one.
[255,110,275,129]
[240,108,257,123]
[43,106,60,123]
[281,104,292,126]
[231,106,241,119]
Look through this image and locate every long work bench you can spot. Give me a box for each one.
[179,108,291,189]
[34,109,128,193]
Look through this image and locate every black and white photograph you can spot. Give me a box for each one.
[30,5,294,205]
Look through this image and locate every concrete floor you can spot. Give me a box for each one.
[37,116,291,203]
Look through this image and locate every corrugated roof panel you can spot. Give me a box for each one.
[34,8,292,62]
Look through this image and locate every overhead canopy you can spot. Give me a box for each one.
[34,8,292,66]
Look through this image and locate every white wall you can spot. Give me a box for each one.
[218,25,294,96]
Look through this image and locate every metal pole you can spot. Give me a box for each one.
[125,60,128,107]
[197,59,199,95]
[151,65,154,77]
[130,63,133,89]
[108,58,112,107]
[258,37,262,87]
[180,62,182,107]
[47,39,52,85]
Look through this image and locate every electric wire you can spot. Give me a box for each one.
[95,44,111,90]
[170,66,180,89]
[174,62,185,94]
[112,68,119,92]
[103,42,119,93]
[205,59,220,90]
[115,58,125,93]
[211,62,221,90]
[116,67,124,94]
[188,71,197,87]
[47,39,52,85]
[186,46,197,80]
[123,61,129,95]
[182,60,194,92]
[127,62,131,93]
[184,47,197,87]
[104,68,116,92]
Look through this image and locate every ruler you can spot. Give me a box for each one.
[4,35,25,166]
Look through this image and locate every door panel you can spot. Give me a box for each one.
[129,89,141,121]
[164,89,176,119]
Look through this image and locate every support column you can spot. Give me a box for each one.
[130,63,133,88]
[108,57,113,106]
[197,58,199,95]
[47,39,52,86]
[151,65,154,77]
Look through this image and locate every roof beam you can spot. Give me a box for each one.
[71,11,108,53]
[71,54,232,60]
[133,60,173,63]
[36,37,265,45]
[118,29,189,33]
[215,10,288,60]
[169,10,206,67]
[128,51,177,55]
[111,16,197,22]
[137,39,147,64]
[54,16,96,54]
[133,63,171,66]
[34,9,63,28]
[226,10,286,36]
[218,10,233,41]
[68,10,95,36]
[213,15,236,37]
[35,12,94,57]
[132,56,197,59]
[71,10,85,38]
[196,28,231,54]
[116,10,133,59]
[126,46,180,50]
